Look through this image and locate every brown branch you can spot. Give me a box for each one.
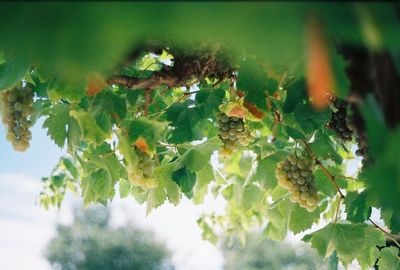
[144,88,152,117]
[107,74,177,90]
[369,218,400,249]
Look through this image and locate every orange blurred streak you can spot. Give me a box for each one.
[237,90,265,119]
[306,16,334,109]
[135,137,149,153]
[87,73,107,97]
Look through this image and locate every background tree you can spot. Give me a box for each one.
[222,233,328,270]
[45,206,175,270]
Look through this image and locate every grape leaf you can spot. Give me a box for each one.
[378,247,400,270]
[357,226,386,269]
[241,184,262,210]
[285,125,306,140]
[42,104,71,148]
[0,52,30,91]
[81,168,112,205]
[146,185,167,214]
[193,164,214,204]
[264,198,293,241]
[344,191,371,223]
[127,118,167,153]
[251,152,287,189]
[47,79,86,102]
[90,89,127,121]
[172,166,196,198]
[117,132,139,168]
[181,137,220,172]
[289,204,321,234]
[303,223,385,267]
[237,59,278,111]
[282,78,307,114]
[154,163,181,206]
[195,87,225,118]
[70,110,109,146]
[165,100,203,143]
[310,131,343,164]
[67,118,82,153]
[119,178,131,198]
[294,103,331,135]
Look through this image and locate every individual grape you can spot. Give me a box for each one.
[216,112,254,154]
[0,86,34,152]
[127,148,159,189]
[275,153,319,212]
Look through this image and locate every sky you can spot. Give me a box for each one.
[0,118,378,270]
[0,119,226,270]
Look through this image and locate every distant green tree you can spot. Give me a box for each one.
[222,233,329,270]
[44,206,175,270]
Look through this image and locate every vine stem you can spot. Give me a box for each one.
[334,197,342,223]
[335,175,360,181]
[369,218,400,249]
[144,88,152,117]
[301,139,345,199]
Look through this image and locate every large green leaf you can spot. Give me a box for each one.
[303,223,385,267]
[172,166,196,199]
[43,104,71,148]
[344,191,371,223]
[378,247,400,270]
[70,110,109,146]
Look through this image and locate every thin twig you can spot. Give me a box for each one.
[335,175,360,181]
[144,88,152,117]
[334,197,342,223]
[183,90,201,96]
[301,139,345,199]
[316,160,346,199]
[369,218,400,249]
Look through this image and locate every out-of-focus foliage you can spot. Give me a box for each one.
[222,232,327,270]
[45,207,175,270]
[0,2,398,86]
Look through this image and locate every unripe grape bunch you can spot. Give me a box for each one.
[0,86,34,152]
[275,153,319,212]
[216,112,253,153]
[127,148,159,189]
[328,98,353,141]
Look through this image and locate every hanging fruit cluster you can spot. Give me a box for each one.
[328,98,353,141]
[0,86,34,151]
[216,112,253,154]
[127,148,159,189]
[275,153,319,212]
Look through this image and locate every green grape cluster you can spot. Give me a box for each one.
[0,86,34,151]
[127,148,159,189]
[275,153,319,212]
[328,98,353,141]
[216,112,253,154]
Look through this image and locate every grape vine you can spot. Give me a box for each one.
[1,11,400,268]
